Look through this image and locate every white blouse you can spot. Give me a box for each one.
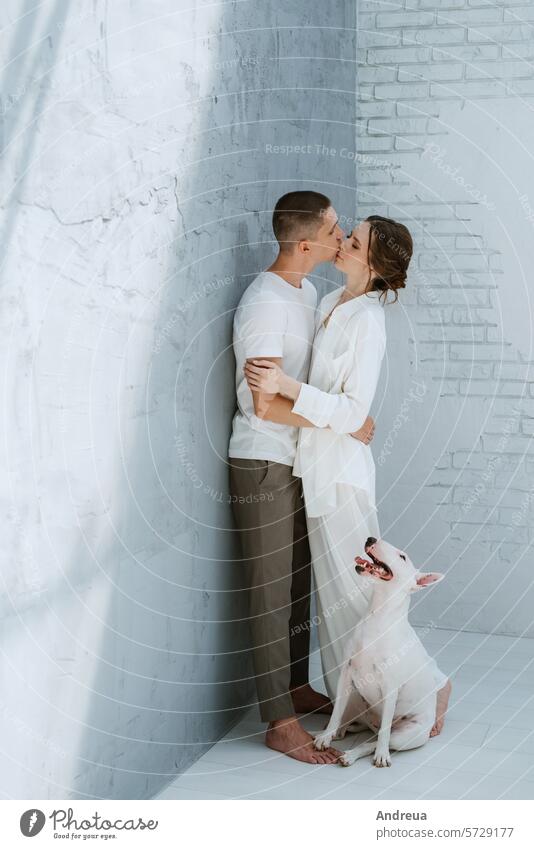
[292,288,386,517]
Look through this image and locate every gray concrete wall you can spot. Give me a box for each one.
[356,0,534,637]
[0,1,356,798]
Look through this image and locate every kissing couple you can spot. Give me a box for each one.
[228,191,451,764]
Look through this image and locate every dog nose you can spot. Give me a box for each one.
[366,536,377,547]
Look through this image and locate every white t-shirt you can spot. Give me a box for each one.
[228,271,317,466]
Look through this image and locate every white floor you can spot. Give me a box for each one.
[155,628,534,800]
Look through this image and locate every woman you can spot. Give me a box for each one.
[244,215,451,737]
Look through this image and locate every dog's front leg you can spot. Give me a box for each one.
[314,661,353,751]
[373,688,398,767]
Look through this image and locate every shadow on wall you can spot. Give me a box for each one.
[0,0,66,250]
[71,1,357,800]
[69,10,263,799]
[2,0,252,801]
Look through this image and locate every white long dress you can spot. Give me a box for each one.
[308,482,381,700]
[292,289,447,701]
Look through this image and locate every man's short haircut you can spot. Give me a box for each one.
[272,191,332,251]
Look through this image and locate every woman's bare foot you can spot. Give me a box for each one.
[266,716,341,764]
[290,683,333,715]
[430,679,452,737]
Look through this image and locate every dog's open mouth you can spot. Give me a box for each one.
[355,551,393,581]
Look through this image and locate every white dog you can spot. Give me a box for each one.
[314,536,445,767]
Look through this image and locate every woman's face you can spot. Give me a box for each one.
[334,219,375,284]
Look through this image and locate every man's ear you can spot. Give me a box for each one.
[411,572,445,592]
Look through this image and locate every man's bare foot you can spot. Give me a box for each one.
[430,679,452,737]
[266,716,341,764]
[290,683,333,715]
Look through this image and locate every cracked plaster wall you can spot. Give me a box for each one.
[0,1,356,798]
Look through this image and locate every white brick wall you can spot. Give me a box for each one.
[357,0,534,636]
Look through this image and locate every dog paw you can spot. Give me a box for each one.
[373,748,392,768]
[314,731,334,751]
[339,753,354,767]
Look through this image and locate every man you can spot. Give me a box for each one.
[228,191,375,764]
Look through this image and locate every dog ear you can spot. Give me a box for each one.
[411,572,445,592]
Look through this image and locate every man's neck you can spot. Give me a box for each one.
[267,253,310,289]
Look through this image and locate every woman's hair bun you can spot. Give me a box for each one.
[365,216,413,304]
